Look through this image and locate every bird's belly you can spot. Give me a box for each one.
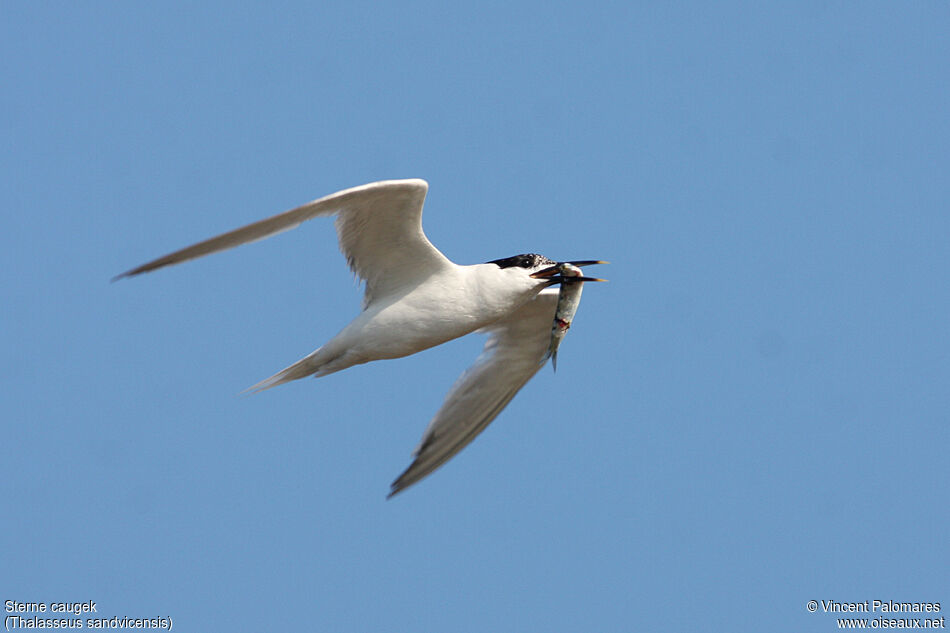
[358,306,483,359]
[338,292,509,362]
[327,269,542,366]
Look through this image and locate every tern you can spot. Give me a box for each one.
[115,179,606,497]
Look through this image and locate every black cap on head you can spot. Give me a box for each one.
[486,253,555,269]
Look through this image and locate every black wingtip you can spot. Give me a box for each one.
[387,475,406,499]
[111,265,147,282]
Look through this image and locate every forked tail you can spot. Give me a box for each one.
[242,346,354,394]
[243,351,323,394]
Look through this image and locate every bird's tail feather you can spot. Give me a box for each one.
[242,351,323,394]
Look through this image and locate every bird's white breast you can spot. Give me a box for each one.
[330,263,544,362]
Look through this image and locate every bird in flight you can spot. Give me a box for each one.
[115,179,606,497]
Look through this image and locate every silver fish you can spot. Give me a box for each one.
[542,263,586,370]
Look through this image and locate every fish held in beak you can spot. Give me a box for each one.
[541,263,594,370]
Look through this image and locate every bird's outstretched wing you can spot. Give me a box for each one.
[388,288,561,497]
[114,179,453,305]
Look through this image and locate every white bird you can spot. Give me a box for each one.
[115,179,606,497]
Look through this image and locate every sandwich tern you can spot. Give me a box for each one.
[115,179,606,497]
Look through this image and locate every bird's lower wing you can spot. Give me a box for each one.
[388,289,561,498]
[113,179,450,292]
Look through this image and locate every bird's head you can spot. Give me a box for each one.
[486,253,608,288]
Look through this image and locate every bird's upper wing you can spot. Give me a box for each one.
[388,288,561,497]
[114,179,453,305]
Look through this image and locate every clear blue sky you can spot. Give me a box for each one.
[3,2,948,631]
